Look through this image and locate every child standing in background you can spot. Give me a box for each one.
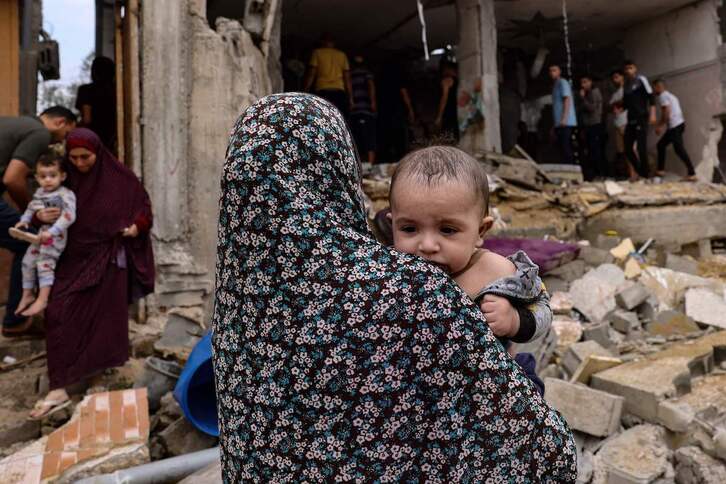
[10,154,76,316]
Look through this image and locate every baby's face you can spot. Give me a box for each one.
[35,165,65,192]
[390,177,488,274]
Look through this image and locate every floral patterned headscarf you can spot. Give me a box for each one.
[213,93,577,482]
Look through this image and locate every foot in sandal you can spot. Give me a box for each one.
[29,389,70,420]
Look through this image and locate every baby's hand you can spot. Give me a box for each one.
[481,294,520,338]
[39,231,52,244]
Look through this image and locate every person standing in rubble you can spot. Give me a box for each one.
[213,93,577,481]
[29,128,155,419]
[579,75,606,180]
[0,106,76,337]
[609,70,639,181]
[435,61,460,142]
[653,79,697,181]
[75,56,117,154]
[549,64,577,165]
[349,54,377,164]
[623,60,657,179]
[304,33,353,117]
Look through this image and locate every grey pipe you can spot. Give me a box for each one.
[76,447,219,484]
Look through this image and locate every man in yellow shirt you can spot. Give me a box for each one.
[304,34,354,117]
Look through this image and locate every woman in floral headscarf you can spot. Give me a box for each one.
[213,93,576,482]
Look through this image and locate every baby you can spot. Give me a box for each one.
[10,154,76,316]
[388,146,551,389]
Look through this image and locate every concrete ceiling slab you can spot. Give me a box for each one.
[281,0,699,55]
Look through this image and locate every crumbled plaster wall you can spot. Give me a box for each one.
[141,0,275,314]
[623,0,722,180]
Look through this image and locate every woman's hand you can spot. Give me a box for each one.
[122,224,139,238]
[14,221,28,229]
[37,208,61,224]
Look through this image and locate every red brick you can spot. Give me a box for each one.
[63,418,80,448]
[58,451,77,474]
[109,391,124,443]
[41,451,60,479]
[46,428,64,452]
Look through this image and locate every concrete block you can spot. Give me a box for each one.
[665,253,699,275]
[656,401,694,432]
[154,312,205,361]
[544,378,624,437]
[685,288,726,329]
[592,331,726,421]
[552,316,583,353]
[562,340,612,376]
[596,425,672,484]
[159,417,217,457]
[582,322,614,349]
[570,355,623,385]
[581,204,726,246]
[579,245,614,267]
[594,234,621,251]
[569,264,626,323]
[647,310,700,337]
[616,283,651,310]
[547,259,587,283]
[674,446,726,484]
[609,310,640,334]
[543,276,569,294]
[636,296,660,323]
[550,291,574,314]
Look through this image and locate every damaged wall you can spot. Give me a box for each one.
[141,0,275,312]
[623,0,723,179]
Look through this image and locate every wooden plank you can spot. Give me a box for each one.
[0,0,20,116]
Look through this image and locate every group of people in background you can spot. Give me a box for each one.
[550,60,696,181]
[303,34,460,164]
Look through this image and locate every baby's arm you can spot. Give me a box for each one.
[46,190,77,237]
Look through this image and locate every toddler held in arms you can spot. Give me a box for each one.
[388,146,551,393]
[10,154,76,316]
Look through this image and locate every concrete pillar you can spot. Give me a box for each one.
[140,0,189,242]
[456,0,501,153]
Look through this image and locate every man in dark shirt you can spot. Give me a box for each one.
[0,106,76,335]
[349,55,377,164]
[622,60,656,178]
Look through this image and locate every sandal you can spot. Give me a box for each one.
[28,397,71,420]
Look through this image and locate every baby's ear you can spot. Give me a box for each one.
[479,215,494,241]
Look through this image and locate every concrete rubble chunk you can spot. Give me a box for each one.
[569,264,626,323]
[570,355,623,385]
[610,310,640,334]
[582,322,615,349]
[616,283,652,311]
[547,259,587,283]
[579,245,614,267]
[0,412,40,449]
[516,325,559,373]
[551,291,574,314]
[178,458,223,484]
[562,340,613,376]
[154,312,205,362]
[639,266,723,310]
[595,425,673,484]
[674,446,726,484]
[656,400,694,432]
[636,296,660,324]
[610,238,636,261]
[159,417,217,457]
[544,378,624,437]
[685,288,726,330]
[592,331,726,421]
[551,316,582,353]
[0,389,150,483]
[665,253,699,276]
[647,310,701,337]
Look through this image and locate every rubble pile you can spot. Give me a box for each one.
[0,307,219,483]
[362,155,726,481]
